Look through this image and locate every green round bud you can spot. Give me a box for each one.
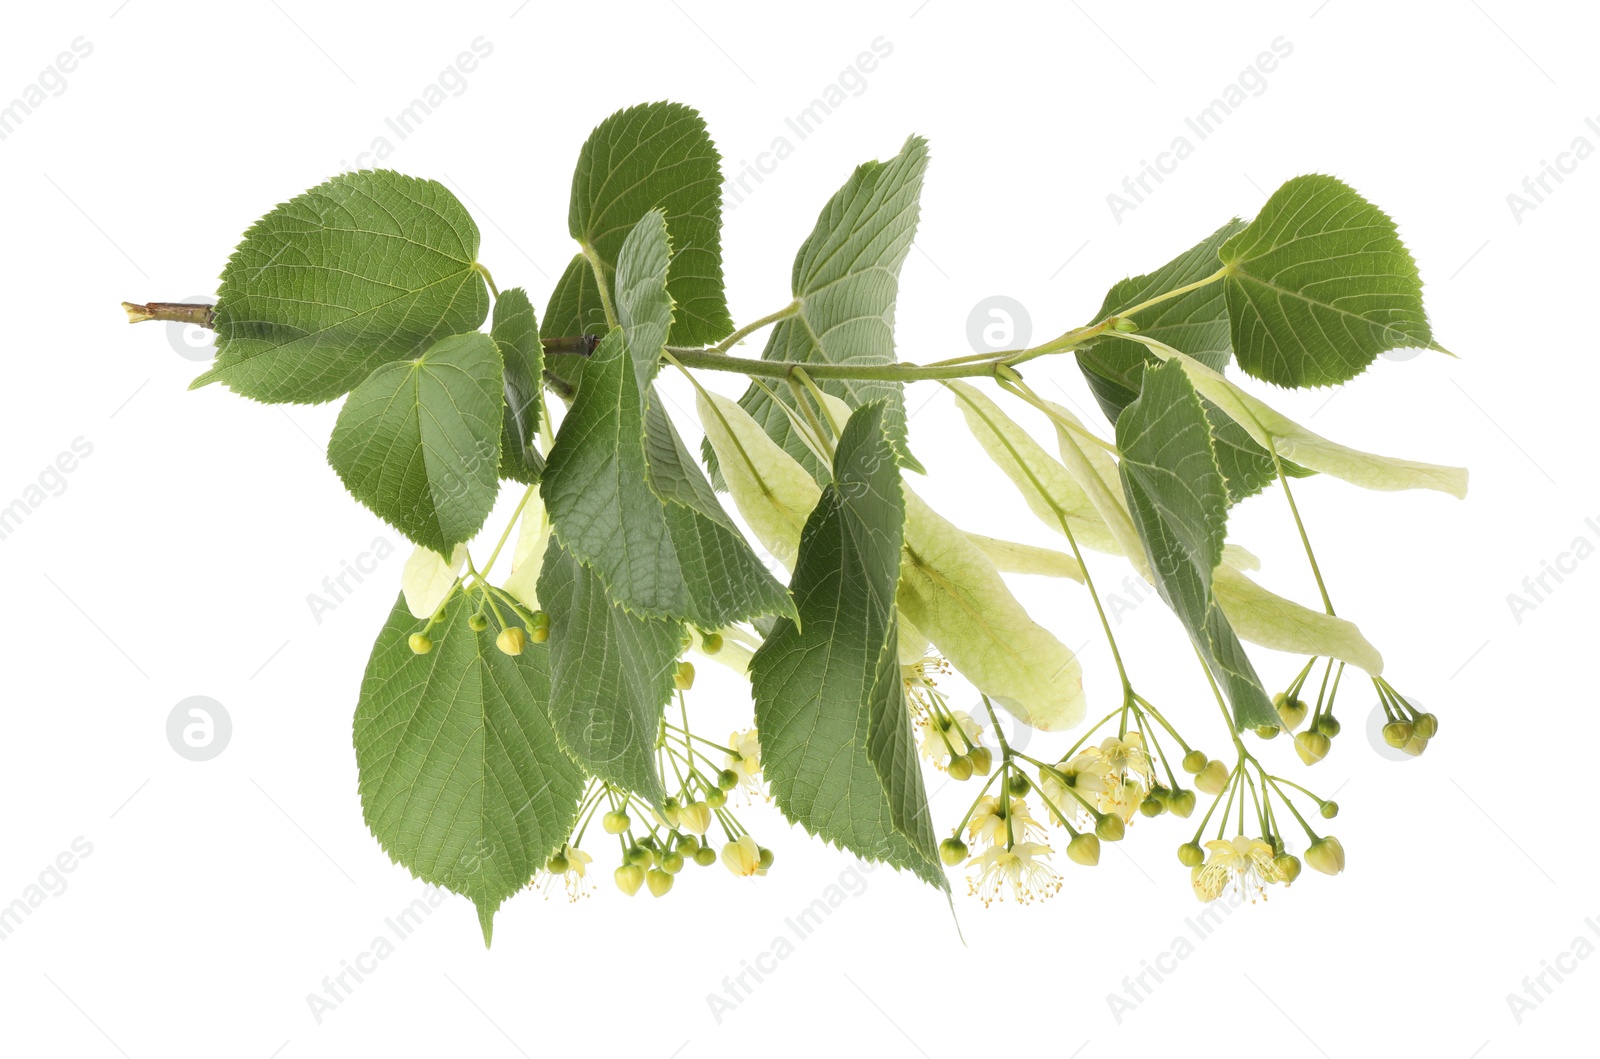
[757,847,774,870]
[467,613,489,632]
[675,833,700,855]
[1007,773,1031,797]
[546,852,569,874]
[1294,731,1331,766]
[1195,759,1231,795]
[700,631,723,654]
[1320,800,1339,819]
[646,868,674,897]
[693,846,718,867]
[1305,836,1345,876]
[674,661,696,691]
[1181,750,1208,774]
[1095,813,1126,842]
[1402,733,1429,757]
[601,810,631,835]
[495,626,525,656]
[1067,832,1101,866]
[614,864,645,896]
[661,850,685,874]
[968,747,993,776]
[938,837,969,866]
[408,633,433,655]
[1413,712,1439,739]
[1254,724,1281,740]
[1167,789,1196,818]
[718,768,741,791]
[706,787,728,809]
[1113,316,1140,333]
[1275,852,1303,883]
[626,845,654,868]
[946,755,974,781]
[1139,794,1166,818]
[1315,715,1341,738]
[1276,697,1309,731]
[1382,720,1413,748]
[529,610,550,631]
[529,625,549,644]
[1177,841,1205,868]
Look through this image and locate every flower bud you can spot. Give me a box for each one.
[1382,720,1413,748]
[1275,852,1303,883]
[1095,813,1125,842]
[1068,833,1101,866]
[757,847,774,871]
[661,850,685,874]
[1305,836,1345,876]
[717,768,740,790]
[678,801,712,835]
[626,845,654,868]
[706,787,728,809]
[1167,789,1196,818]
[546,852,569,874]
[722,836,761,877]
[1413,713,1439,739]
[692,846,718,867]
[1276,697,1308,731]
[1402,734,1429,757]
[496,626,525,656]
[1195,759,1230,795]
[968,747,993,776]
[529,625,549,644]
[614,864,645,896]
[1139,794,1166,818]
[674,661,695,691]
[700,631,724,654]
[646,868,674,897]
[529,610,550,631]
[408,633,433,655]
[1177,842,1205,867]
[1294,731,1330,766]
[1182,750,1208,774]
[1254,724,1281,740]
[675,833,700,855]
[939,837,969,866]
[602,810,631,835]
[1113,316,1140,333]
[660,796,682,827]
[467,613,489,632]
[1314,715,1341,738]
[1008,773,1031,797]
[946,755,974,781]
[1320,800,1339,819]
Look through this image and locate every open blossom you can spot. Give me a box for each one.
[539,843,594,902]
[967,795,1045,850]
[1097,733,1154,785]
[967,841,1060,905]
[919,709,982,768]
[725,729,763,790]
[1190,835,1286,903]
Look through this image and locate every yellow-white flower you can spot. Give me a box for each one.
[1038,756,1109,826]
[1190,835,1285,903]
[919,709,982,768]
[539,843,594,902]
[966,841,1060,906]
[725,729,763,791]
[966,795,1044,850]
[721,834,764,877]
[1097,733,1154,785]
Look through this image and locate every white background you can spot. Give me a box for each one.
[1,1,1594,1056]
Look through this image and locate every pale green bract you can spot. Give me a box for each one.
[1220,174,1442,388]
[402,544,467,619]
[199,170,490,404]
[354,593,585,946]
[327,331,504,556]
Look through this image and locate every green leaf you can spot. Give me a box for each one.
[898,487,1087,731]
[328,332,503,554]
[716,136,930,483]
[750,402,945,889]
[491,288,544,484]
[354,592,585,945]
[537,539,680,806]
[541,215,791,626]
[198,171,490,404]
[1075,221,1307,504]
[1115,360,1276,729]
[569,101,731,346]
[1220,174,1439,388]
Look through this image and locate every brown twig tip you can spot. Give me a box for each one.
[541,334,600,357]
[121,301,217,328]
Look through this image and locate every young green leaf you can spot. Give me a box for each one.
[327,332,503,555]
[491,288,545,484]
[1115,360,1276,729]
[569,102,731,345]
[198,171,490,403]
[354,592,586,946]
[750,402,946,889]
[537,539,681,806]
[898,488,1087,731]
[1221,174,1440,388]
[717,136,930,482]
